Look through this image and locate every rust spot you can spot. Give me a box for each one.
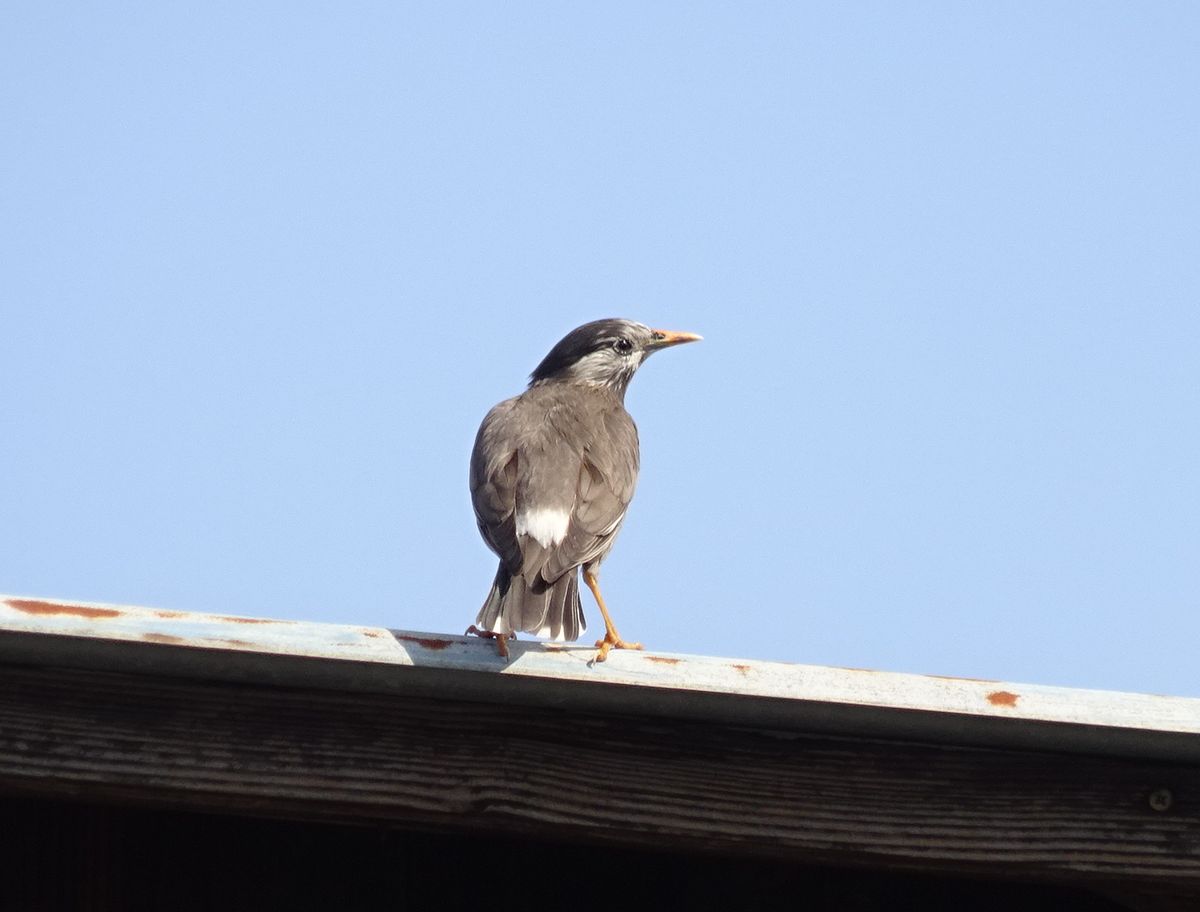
[987,690,1020,707]
[143,632,185,645]
[730,663,751,676]
[155,610,186,619]
[646,656,681,665]
[218,616,274,624]
[6,599,121,620]
[396,635,453,651]
[361,629,383,638]
[208,638,254,648]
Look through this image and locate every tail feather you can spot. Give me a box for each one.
[475,566,585,642]
[475,567,510,634]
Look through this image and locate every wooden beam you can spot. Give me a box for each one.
[3,595,1200,763]
[1,661,1197,901]
[3,594,1199,908]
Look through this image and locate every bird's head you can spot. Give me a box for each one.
[529,318,701,397]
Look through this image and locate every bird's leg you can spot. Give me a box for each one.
[465,625,516,660]
[583,569,643,662]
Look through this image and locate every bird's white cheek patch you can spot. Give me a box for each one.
[516,508,570,547]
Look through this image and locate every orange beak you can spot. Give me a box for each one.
[648,329,703,350]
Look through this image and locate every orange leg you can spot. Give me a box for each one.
[583,569,643,662]
[465,625,516,661]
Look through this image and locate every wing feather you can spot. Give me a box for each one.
[538,403,639,581]
[469,400,522,575]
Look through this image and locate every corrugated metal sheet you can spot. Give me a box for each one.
[3,594,1198,761]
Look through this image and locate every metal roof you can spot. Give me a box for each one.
[3,593,1198,762]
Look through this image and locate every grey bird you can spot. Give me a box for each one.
[468,318,701,661]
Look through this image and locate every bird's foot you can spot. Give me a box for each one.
[593,634,643,663]
[465,625,516,660]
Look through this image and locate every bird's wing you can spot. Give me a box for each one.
[469,399,523,575]
[535,404,640,582]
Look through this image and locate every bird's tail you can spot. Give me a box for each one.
[476,566,585,642]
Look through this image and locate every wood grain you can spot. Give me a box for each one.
[0,663,1198,895]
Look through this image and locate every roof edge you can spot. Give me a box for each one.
[3,594,1199,762]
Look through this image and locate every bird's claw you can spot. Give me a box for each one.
[465,625,516,661]
[593,636,644,663]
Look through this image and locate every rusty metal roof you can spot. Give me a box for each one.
[3,593,1199,762]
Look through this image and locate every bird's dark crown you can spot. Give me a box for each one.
[529,318,653,385]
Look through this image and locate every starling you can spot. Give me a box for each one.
[468,318,701,661]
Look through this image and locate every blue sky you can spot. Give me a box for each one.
[3,3,1198,696]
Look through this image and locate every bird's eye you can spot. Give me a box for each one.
[613,338,634,355]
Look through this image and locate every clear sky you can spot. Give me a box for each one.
[3,3,1198,696]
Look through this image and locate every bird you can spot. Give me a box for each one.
[467,318,701,662]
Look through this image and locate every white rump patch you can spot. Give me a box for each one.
[516,507,570,547]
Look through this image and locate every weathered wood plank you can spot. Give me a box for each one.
[1,664,1197,893]
[5,595,1200,763]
